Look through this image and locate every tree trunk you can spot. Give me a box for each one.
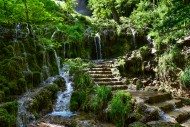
[111,7,120,24]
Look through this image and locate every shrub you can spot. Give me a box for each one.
[180,66,190,87]
[74,71,94,90]
[70,71,95,111]
[109,91,132,127]
[91,86,112,120]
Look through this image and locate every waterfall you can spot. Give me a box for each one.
[14,23,20,42]
[130,27,137,49]
[25,23,30,38]
[51,31,57,40]
[51,50,74,117]
[94,36,98,59]
[94,33,102,60]
[64,41,66,59]
[17,92,35,127]
[42,45,50,82]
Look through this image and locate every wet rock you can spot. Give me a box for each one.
[146,121,182,127]
[128,122,147,127]
[53,76,66,91]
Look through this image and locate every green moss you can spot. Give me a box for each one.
[0,101,18,127]
[25,72,33,89]
[32,71,42,88]
[0,91,5,103]
[29,84,58,117]
[17,78,27,94]
[8,82,18,95]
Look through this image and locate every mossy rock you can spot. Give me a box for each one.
[0,101,18,127]
[2,58,23,81]
[29,84,58,117]
[8,82,19,95]
[32,71,42,88]
[25,71,33,89]
[0,91,5,103]
[53,76,66,91]
[128,122,147,127]
[17,78,27,94]
[147,121,182,127]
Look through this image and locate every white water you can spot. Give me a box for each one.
[130,28,137,49]
[14,23,20,42]
[51,50,74,117]
[94,33,102,60]
[17,92,35,127]
[42,45,50,81]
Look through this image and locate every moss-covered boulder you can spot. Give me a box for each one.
[32,71,42,88]
[29,84,58,117]
[0,91,5,103]
[0,101,18,127]
[17,78,27,94]
[53,76,66,91]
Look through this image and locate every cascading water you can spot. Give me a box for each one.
[51,50,74,117]
[41,45,50,82]
[17,92,35,127]
[94,33,102,60]
[14,23,20,42]
[130,28,137,49]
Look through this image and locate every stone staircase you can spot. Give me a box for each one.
[130,91,190,127]
[88,60,128,91]
[88,59,190,126]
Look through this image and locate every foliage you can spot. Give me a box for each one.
[109,91,132,127]
[91,86,112,119]
[0,101,18,127]
[180,66,190,87]
[71,71,95,111]
[158,45,185,79]
[74,71,94,90]
[88,0,139,22]
[64,58,93,74]
[130,0,190,47]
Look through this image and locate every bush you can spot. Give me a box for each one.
[91,86,112,120]
[109,91,133,127]
[74,71,94,90]
[180,66,190,87]
[70,71,95,111]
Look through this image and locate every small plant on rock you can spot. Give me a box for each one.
[180,66,190,87]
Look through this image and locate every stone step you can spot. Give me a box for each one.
[90,68,112,71]
[90,74,114,78]
[107,85,128,90]
[167,106,190,123]
[150,99,183,112]
[95,81,124,86]
[145,93,172,104]
[94,65,113,68]
[93,78,120,82]
[88,71,112,75]
[181,119,190,127]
